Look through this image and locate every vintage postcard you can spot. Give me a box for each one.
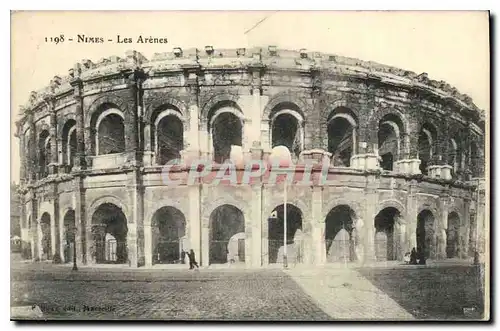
[10,10,490,321]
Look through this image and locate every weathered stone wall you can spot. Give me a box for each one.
[15,47,486,267]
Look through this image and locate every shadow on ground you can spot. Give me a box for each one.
[356,265,486,320]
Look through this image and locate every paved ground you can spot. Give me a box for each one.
[11,264,331,321]
[286,267,415,320]
[10,258,487,321]
[356,264,486,320]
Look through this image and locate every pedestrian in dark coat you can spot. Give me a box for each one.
[188,249,199,270]
[409,248,418,265]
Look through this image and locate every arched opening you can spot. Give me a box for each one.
[324,205,357,263]
[328,108,357,167]
[151,206,186,264]
[91,203,128,264]
[94,108,125,155]
[417,209,435,259]
[152,110,184,165]
[209,106,243,164]
[61,120,77,170]
[270,106,303,160]
[374,207,402,261]
[446,212,461,258]
[38,130,51,178]
[448,138,459,177]
[268,204,303,264]
[62,209,76,263]
[209,204,245,264]
[418,123,437,175]
[378,114,403,171]
[40,212,51,260]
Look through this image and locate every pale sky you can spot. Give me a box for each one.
[10,11,490,183]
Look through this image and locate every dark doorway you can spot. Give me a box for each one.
[324,205,357,262]
[417,209,435,259]
[91,203,128,264]
[268,204,303,264]
[209,204,245,264]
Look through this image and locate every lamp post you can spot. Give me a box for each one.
[283,180,288,269]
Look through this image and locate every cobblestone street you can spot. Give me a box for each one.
[11,260,486,321]
[11,263,331,321]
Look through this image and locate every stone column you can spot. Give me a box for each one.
[69,70,86,170]
[406,181,419,251]
[28,113,37,182]
[311,186,324,265]
[437,196,450,260]
[36,215,43,261]
[261,194,269,266]
[144,224,152,267]
[29,194,39,260]
[18,131,26,183]
[261,119,273,163]
[124,71,140,164]
[189,185,202,266]
[250,185,262,267]
[48,101,59,175]
[475,180,486,261]
[73,177,84,265]
[183,69,201,162]
[247,64,263,157]
[363,176,378,262]
[51,184,61,261]
[396,105,422,174]
[126,170,142,267]
[201,223,209,267]
[308,72,323,150]
[397,220,407,260]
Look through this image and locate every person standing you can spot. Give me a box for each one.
[409,247,417,265]
[188,249,199,270]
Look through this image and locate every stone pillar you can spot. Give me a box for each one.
[124,71,140,164]
[308,75,323,150]
[70,72,86,170]
[29,193,39,260]
[438,196,450,260]
[73,177,84,265]
[250,185,262,267]
[48,103,58,175]
[58,208,65,264]
[311,186,324,265]
[397,220,407,260]
[201,224,209,267]
[396,109,422,175]
[247,64,263,157]
[363,176,378,262]
[261,119,271,160]
[475,179,486,261]
[28,113,37,182]
[184,69,201,162]
[261,195,269,266]
[406,181,419,251]
[189,185,202,266]
[36,216,43,261]
[144,224,152,267]
[126,169,143,267]
[51,184,61,261]
[19,132,26,183]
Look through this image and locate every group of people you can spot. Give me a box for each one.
[403,247,426,265]
[181,249,199,270]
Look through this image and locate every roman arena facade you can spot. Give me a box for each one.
[14,46,486,268]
